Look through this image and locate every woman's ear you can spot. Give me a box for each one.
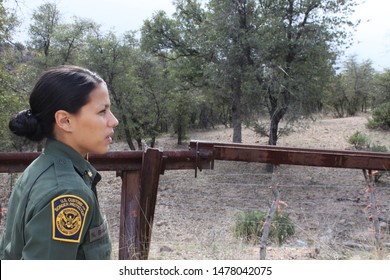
[54,110,73,132]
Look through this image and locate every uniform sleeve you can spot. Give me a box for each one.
[22,193,93,260]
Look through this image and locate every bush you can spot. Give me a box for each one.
[347,131,370,149]
[371,144,388,153]
[366,102,390,130]
[233,210,295,245]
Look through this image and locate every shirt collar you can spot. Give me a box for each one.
[43,139,100,187]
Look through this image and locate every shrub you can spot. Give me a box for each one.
[366,102,390,130]
[233,210,295,245]
[347,131,370,149]
[371,144,388,153]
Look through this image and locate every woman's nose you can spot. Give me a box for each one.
[109,111,119,127]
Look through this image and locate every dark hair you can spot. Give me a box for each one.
[9,65,104,141]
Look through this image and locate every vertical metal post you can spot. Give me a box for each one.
[118,170,142,260]
[139,148,163,259]
[117,148,162,260]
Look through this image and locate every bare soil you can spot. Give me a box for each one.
[1,113,390,259]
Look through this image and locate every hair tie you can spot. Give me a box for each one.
[26,109,33,117]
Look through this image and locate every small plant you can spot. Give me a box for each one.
[347,131,370,150]
[233,210,295,245]
[234,210,265,243]
[272,211,296,244]
[371,144,388,153]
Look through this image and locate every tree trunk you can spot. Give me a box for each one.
[177,122,183,145]
[150,136,156,148]
[266,108,287,173]
[122,116,136,150]
[268,117,279,146]
[232,79,242,143]
[109,87,136,151]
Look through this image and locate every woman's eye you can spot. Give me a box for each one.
[99,109,106,114]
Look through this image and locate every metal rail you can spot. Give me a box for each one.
[189,140,390,171]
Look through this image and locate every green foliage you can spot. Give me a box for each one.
[347,131,388,152]
[325,56,375,117]
[0,0,19,43]
[347,131,370,149]
[0,1,31,151]
[1,0,383,151]
[233,210,295,245]
[28,2,60,68]
[142,0,357,144]
[372,70,390,106]
[371,144,388,153]
[366,102,390,130]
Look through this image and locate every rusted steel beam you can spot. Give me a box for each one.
[89,151,144,171]
[161,150,214,173]
[0,152,40,173]
[0,149,215,173]
[139,148,163,259]
[119,170,142,260]
[0,151,144,173]
[2,141,389,173]
[189,140,390,171]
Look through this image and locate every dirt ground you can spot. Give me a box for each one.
[1,113,390,259]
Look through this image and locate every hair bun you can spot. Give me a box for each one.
[8,109,44,141]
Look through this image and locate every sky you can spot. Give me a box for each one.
[6,0,390,71]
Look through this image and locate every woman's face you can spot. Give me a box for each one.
[68,82,119,156]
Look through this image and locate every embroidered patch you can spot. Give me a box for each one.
[51,195,89,243]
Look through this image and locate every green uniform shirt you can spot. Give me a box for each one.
[0,139,112,260]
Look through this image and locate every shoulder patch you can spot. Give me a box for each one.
[51,195,89,243]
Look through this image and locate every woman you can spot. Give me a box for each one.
[0,65,119,259]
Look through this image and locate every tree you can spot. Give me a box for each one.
[141,1,214,144]
[142,0,259,143]
[0,0,30,151]
[141,0,359,146]
[326,56,375,117]
[324,73,349,117]
[28,2,60,67]
[342,55,375,114]
[0,0,18,44]
[83,29,173,150]
[134,55,173,147]
[205,0,258,143]
[116,49,173,148]
[251,0,357,145]
[82,29,137,150]
[50,18,97,65]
